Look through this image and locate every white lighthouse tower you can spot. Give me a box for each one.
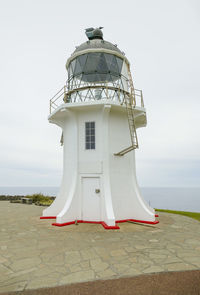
[41,28,158,229]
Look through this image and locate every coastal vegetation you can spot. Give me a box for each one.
[1,195,199,220]
[0,193,54,206]
[156,209,200,222]
[26,193,54,206]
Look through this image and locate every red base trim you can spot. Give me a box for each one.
[51,220,120,229]
[77,220,120,229]
[50,218,158,229]
[128,219,159,225]
[155,214,159,217]
[52,221,75,226]
[116,219,159,225]
[101,222,120,230]
[77,220,100,224]
[40,216,56,219]
[115,219,128,223]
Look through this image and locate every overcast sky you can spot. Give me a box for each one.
[0,0,199,187]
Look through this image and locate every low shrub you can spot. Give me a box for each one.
[0,193,55,206]
[26,193,54,204]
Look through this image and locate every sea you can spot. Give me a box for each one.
[0,186,199,213]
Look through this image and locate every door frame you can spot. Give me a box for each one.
[80,175,102,221]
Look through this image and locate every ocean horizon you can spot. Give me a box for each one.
[0,186,199,213]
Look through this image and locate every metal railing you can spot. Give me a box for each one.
[134,88,144,108]
[49,86,67,114]
[49,84,144,114]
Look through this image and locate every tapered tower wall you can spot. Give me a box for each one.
[43,102,155,225]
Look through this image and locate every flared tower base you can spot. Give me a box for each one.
[41,101,158,229]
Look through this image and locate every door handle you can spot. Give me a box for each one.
[95,189,100,193]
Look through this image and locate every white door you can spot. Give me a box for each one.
[82,177,101,221]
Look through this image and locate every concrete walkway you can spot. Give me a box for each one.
[0,201,200,293]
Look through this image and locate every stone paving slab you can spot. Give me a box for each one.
[0,201,200,293]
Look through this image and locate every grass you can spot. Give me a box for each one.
[156,209,200,222]
[37,199,54,206]
[26,193,54,206]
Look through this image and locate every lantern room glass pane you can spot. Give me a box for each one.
[121,61,128,80]
[68,65,72,77]
[104,54,113,67]
[84,53,100,73]
[105,54,118,74]
[96,53,108,73]
[74,59,82,74]
[116,57,123,72]
[78,54,87,68]
[71,59,76,72]
[69,53,124,83]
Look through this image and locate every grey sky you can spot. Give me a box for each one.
[0,0,199,187]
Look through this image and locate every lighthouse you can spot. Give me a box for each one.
[41,27,158,229]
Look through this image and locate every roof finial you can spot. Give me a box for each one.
[85,27,103,40]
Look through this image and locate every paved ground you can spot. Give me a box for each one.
[0,201,200,293]
[2,271,200,295]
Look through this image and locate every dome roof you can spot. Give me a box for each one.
[66,28,129,69]
[73,39,123,55]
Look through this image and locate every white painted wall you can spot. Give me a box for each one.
[42,101,155,225]
[109,107,155,221]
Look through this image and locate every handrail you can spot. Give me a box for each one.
[51,87,65,100]
[50,86,67,113]
[49,85,144,114]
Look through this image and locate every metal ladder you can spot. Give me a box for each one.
[114,64,138,156]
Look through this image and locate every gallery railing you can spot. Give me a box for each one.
[49,84,144,114]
